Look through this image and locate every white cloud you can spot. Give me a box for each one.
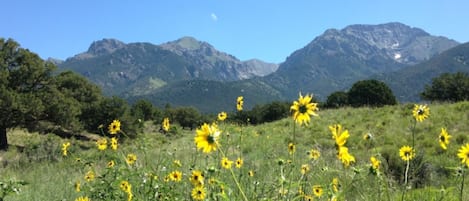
[210,13,218,21]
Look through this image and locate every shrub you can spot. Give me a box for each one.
[421,72,469,102]
[348,79,397,107]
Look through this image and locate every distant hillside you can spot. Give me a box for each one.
[126,78,285,113]
[58,37,278,96]
[263,22,459,100]
[377,42,469,102]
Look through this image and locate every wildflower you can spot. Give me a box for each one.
[332,178,340,192]
[370,156,380,174]
[290,93,319,126]
[308,148,321,160]
[399,146,415,161]
[363,132,373,141]
[162,117,170,132]
[194,123,221,153]
[288,142,296,155]
[62,142,71,156]
[218,112,227,121]
[190,170,204,186]
[110,137,118,150]
[75,181,81,192]
[237,96,244,111]
[107,160,115,168]
[235,157,243,168]
[191,186,206,200]
[120,180,132,193]
[457,143,469,167]
[169,170,182,182]
[248,170,255,177]
[301,164,310,175]
[84,170,95,182]
[304,195,314,201]
[221,157,233,169]
[312,185,323,197]
[329,124,350,147]
[126,153,137,165]
[108,119,121,134]
[173,159,182,167]
[412,104,430,122]
[96,138,107,151]
[337,146,355,168]
[75,196,90,201]
[439,128,451,150]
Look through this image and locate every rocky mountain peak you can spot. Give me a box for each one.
[87,38,126,56]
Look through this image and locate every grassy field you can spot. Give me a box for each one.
[1,101,469,200]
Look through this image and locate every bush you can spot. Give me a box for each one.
[421,72,469,102]
[326,91,349,108]
[348,79,397,107]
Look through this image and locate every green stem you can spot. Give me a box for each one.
[411,120,416,149]
[401,159,410,201]
[218,147,248,201]
[461,168,466,201]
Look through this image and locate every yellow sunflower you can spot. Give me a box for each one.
[194,123,221,153]
[312,185,323,197]
[290,93,319,126]
[412,104,430,122]
[370,156,381,172]
[399,146,415,161]
[191,186,206,201]
[235,157,243,168]
[288,142,296,155]
[119,180,132,194]
[237,96,244,111]
[110,137,118,150]
[75,181,81,192]
[439,128,451,150]
[96,138,107,151]
[337,146,355,168]
[84,170,95,182]
[126,153,137,165]
[332,177,340,192]
[75,196,90,201]
[329,124,350,147]
[300,164,310,175]
[248,170,255,177]
[62,142,71,156]
[162,117,170,132]
[107,160,115,168]
[308,148,321,160]
[304,195,314,201]
[190,170,204,186]
[108,119,121,134]
[221,157,233,169]
[169,170,182,182]
[218,112,227,121]
[457,143,469,167]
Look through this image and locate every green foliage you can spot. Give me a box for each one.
[130,99,159,121]
[0,179,27,200]
[326,91,349,108]
[348,79,397,107]
[172,106,201,129]
[421,72,469,102]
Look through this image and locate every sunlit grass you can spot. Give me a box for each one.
[1,101,469,200]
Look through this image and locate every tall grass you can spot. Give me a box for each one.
[1,101,469,200]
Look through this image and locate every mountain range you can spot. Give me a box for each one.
[56,22,466,113]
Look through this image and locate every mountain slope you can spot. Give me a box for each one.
[58,37,278,96]
[377,42,469,102]
[127,78,285,113]
[263,22,459,100]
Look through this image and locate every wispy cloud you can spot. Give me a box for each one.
[210,13,218,21]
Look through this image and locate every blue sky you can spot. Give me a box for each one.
[1,0,468,63]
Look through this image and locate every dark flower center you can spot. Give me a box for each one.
[417,109,424,115]
[207,135,215,144]
[440,135,446,142]
[299,105,308,113]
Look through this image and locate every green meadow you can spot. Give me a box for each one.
[1,101,469,201]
